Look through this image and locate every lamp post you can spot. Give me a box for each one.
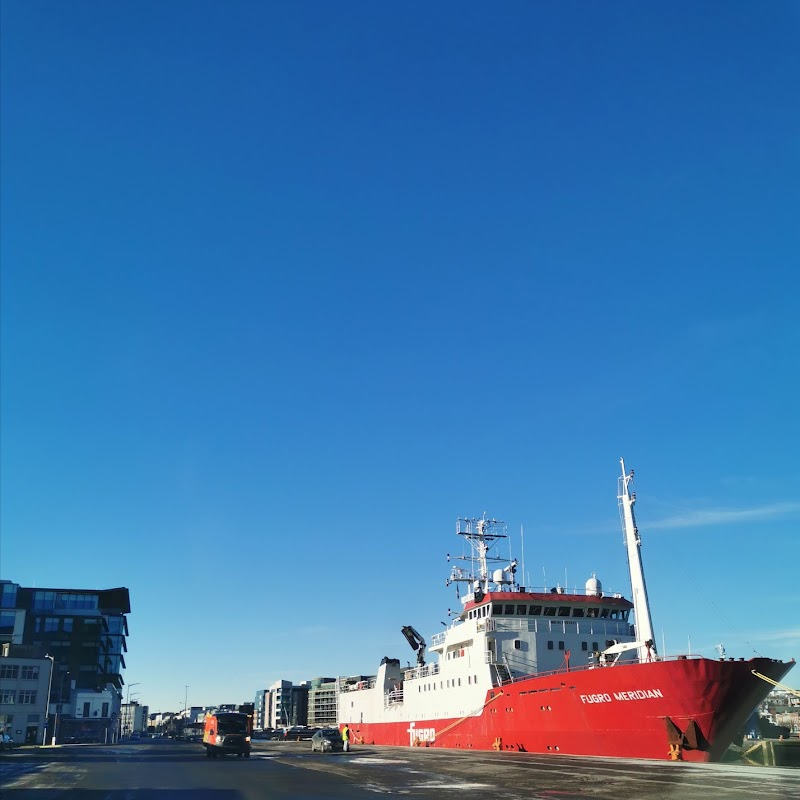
[43,655,54,746]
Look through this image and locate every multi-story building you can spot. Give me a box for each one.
[119,701,149,737]
[0,644,54,745]
[254,689,268,731]
[0,580,131,744]
[307,677,338,727]
[266,680,308,728]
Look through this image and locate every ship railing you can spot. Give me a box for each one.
[344,678,376,692]
[493,617,631,638]
[403,662,440,682]
[384,687,404,707]
[500,653,706,684]
[430,631,447,647]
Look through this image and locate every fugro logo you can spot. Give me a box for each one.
[407,721,436,745]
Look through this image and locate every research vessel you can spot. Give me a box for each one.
[338,460,794,761]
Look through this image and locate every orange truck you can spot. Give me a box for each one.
[202,711,252,758]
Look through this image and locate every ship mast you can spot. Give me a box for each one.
[618,458,657,662]
[447,516,513,600]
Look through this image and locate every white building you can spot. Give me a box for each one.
[119,701,149,736]
[0,645,54,746]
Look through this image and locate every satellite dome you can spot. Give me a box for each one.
[585,573,602,597]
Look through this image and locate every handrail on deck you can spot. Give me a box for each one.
[500,653,705,684]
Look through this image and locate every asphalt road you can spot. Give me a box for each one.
[1,739,798,800]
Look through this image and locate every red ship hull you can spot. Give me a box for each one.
[345,656,794,761]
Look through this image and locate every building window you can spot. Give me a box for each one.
[56,593,98,610]
[63,618,74,632]
[0,665,19,680]
[44,617,59,632]
[1,583,18,608]
[102,702,109,717]
[83,702,90,717]
[0,611,15,633]
[21,666,39,680]
[0,691,15,704]
[514,640,522,650]
[33,591,55,610]
[27,713,40,723]
[19,690,37,705]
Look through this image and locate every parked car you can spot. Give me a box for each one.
[283,726,318,741]
[311,728,343,753]
[0,734,14,751]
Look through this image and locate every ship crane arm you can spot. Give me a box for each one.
[401,625,427,667]
[599,638,657,665]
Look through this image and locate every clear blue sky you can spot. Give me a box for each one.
[2,1,798,713]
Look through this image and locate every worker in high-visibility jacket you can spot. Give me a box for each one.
[342,724,350,752]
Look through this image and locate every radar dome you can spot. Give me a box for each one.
[492,568,505,584]
[585,574,602,597]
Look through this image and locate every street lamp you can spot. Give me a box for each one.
[43,655,54,746]
[126,682,141,705]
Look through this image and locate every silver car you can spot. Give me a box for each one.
[310,728,343,753]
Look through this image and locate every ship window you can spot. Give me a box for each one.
[592,642,599,651]
[547,641,554,650]
[586,608,597,618]
[492,604,502,615]
[543,607,556,616]
[572,608,585,618]
[514,640,521,650]
[558,607,570,617]
[623,610,630,621]
[581,642,588,651]
[468,676,471,684]
[558,641,565,650]
[504,605,515,615]
[600,608,610,618]
[458,678,461,686]
[516,605,526,616]
[529,605,542,615]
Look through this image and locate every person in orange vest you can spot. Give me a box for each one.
[342,724,350,752]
